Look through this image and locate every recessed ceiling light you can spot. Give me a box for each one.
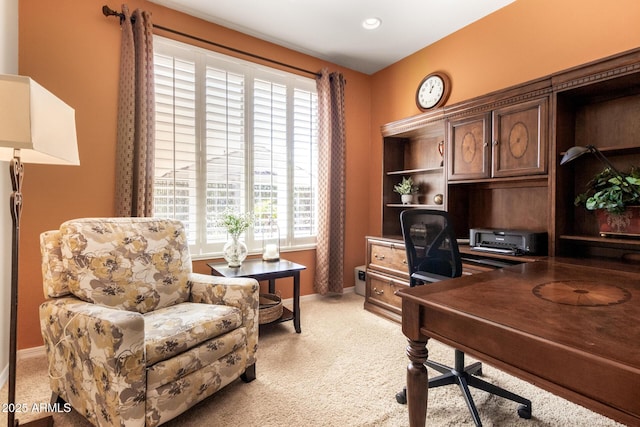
[362,17,381,30]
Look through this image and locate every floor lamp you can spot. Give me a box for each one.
[0,75,79,426]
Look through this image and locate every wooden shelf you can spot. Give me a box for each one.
[560,234,640,249]
[559,145,640,158]
[447,174,549,186]
[387,166,443,175]
[387,203,444,209]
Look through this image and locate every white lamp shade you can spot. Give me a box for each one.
[0,74,79,165]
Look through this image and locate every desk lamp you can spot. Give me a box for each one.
[0,74,79,427]
[560,144,623,175]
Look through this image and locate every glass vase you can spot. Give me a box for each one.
[223,234,248,268]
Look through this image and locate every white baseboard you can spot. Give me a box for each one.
[0,361,6,390]
[19,345,46,359]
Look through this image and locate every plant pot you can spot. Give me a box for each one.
[401,194,413,205]
[595,206,640,237]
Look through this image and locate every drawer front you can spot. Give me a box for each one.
[366,270,409,312]
[367,239,409,278]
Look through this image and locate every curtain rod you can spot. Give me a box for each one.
[102,5,322,78]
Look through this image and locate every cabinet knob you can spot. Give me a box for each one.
[493,140,499,146]
[373,287,384,295]
[402,259,408,265]
[374,254,385,261]
[483,142,489,148]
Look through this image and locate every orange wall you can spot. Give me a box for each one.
[17,0,370,349]
[368,0,640,235]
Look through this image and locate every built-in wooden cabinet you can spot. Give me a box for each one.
[492,98,548,178]
[364,236,409,323]
[448,113,491,180]
[381,118,447,237]
[364,236,536,321]
[553,51,640,258]
[448,98,548,181]
[372,47,640,313]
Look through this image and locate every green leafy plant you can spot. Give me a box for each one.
[574,166,640,214]
[393,177,418,195]
[217,210,254,236]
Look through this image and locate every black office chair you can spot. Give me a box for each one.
[395,209,531,426]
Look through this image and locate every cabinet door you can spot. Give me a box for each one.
[448,113,491,180]
[492,98,548,177]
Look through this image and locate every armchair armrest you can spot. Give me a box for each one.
[189,273,259,364]
[39,297,146,427]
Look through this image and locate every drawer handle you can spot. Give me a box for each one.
[373,287,384,295]
[374,254,385,261]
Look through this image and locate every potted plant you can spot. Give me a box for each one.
[217,210,254,267]
[394,176,418,204]
[574,166,640,236]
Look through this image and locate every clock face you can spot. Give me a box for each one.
[416,73,450,111]
[509,122,529,158]
[461,132,476,163]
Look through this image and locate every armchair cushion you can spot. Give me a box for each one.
[146,326,247,390]
[143,302,242,365]
[59,218,191,313]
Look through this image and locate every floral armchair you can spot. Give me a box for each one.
[39,217,259,426]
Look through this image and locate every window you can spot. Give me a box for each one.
[153,36,318,257]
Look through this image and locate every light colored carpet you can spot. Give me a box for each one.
[2,292,624,426]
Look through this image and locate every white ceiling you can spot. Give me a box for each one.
[149,0,516,75]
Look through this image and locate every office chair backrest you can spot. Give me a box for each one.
[400,209,463,286]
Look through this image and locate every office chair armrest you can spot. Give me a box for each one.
[412,271,451,283]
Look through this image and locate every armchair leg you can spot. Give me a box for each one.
[50,392,65,405]
[241,363,256,382]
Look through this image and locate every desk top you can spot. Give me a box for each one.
[207,258,306,279]
[397,257,640,369]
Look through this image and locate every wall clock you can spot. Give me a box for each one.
[416,72,451,111]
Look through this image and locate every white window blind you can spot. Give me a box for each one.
[153,36,318,257]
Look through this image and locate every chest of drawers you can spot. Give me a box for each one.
[364,236,533,322]
[364,236,409,323]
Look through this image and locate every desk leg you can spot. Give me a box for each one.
[293,272,301,333]
[268,279,276,294]
[406,338,429,427]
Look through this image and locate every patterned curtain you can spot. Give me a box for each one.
[314,69,346,295]
[114,5,155,217]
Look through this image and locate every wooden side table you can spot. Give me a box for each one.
[207,258,306,333]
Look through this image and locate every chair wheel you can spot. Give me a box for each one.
[517,404,532,419]
[395,388,407,404]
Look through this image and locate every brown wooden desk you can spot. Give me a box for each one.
[397,257,640,426]
[207,259,305,333]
